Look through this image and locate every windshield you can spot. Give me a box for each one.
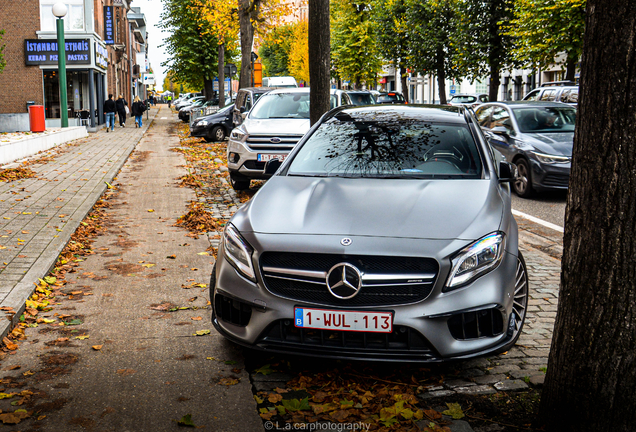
[288,111,482,179]
[512,107,576,133]
[450,96,477,104]
[250,93,310,119]
[348,93,376,106]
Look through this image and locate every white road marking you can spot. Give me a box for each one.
[512,209,564,233]
[160,117,168,119]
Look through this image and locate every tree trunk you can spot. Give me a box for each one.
[436,47,446,105]
[218,43,225,108]
[308,0,330,126]
[399,65,409,103]
[539,1,636,431]
[239,0,257,89]
[565,55,577,82]
[489,66,500,102]
[203,78,213,100]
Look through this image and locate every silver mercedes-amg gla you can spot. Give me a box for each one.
[211,105,529,362]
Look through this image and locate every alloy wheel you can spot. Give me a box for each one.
[510,253,529,340]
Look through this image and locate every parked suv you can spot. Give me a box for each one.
[233,87,274,127]
[522,81,578,106]
[226,88,348,190]
[227,88,311,190]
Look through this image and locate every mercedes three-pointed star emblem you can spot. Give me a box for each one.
[326,263,362,299]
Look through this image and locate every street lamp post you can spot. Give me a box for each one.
[53,3,68,128]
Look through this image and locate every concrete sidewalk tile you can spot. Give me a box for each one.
[0,108,159,339]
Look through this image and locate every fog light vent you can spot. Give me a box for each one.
[215,294,252,327]
[447,307,504,340]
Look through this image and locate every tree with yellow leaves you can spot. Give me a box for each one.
[288,20,309,85]
[195,0,240,107]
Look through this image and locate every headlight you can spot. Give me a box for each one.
[533,152,570,164]
[230,130,247,142]
[223,224,255,282]
[196,120,208,126]
[445,232,505,290]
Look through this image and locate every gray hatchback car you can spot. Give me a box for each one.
[211,105,529,362]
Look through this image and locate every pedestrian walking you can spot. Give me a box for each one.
[131,96,147,128]
[115,95,128,127]
[103,94,116,132]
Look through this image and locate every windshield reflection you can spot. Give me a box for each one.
[288,111,483,179]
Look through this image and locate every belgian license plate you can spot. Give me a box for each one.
[294,308,393,333]
[257,153,287,162]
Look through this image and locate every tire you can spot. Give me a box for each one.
[508,252,529,345]
[229,172,250,191]
[209,126,226,142]
[513,158,534,198]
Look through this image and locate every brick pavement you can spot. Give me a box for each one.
[0,107,158,338]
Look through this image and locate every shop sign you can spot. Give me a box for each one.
[24,39,91,65]
[142,74,155,85]
[95,43,108,69]
[104,6,114,44]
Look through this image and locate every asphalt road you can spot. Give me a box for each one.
[511,189,568,229]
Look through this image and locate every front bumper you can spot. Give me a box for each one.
[211,233,520,362]
[190,124,208,138]
[530,158,571,191]
[226,138,291,180]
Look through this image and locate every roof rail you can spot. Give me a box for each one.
[540,81,577,87]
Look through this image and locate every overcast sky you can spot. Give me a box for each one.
[133,0,169,91]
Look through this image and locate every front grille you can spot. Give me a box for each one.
[447,307,504,340]
[542,173,570,188]
[258,320,439,361]
[260,252,439,307]
[214,294,252,327]
[243,160,266,170]
[246,134,302,151]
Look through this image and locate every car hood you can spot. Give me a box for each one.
[243,118,310,136]
[235,177,503,240]
[522,132,573,157]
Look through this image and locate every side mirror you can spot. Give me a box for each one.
[491,126,510,136]
[239,106,246,113]
[264,159,282,176]
[498,161,514,182]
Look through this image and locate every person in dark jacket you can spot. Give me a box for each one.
[131,96,146,128]
[115,95,128,127]
[103,94,116,132]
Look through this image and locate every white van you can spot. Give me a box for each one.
[262,76,298,88]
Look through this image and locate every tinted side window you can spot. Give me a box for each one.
[560,89,578,104]
[524,90,540,101]
[245,94,252,110]
[480,95,489,103]
[475,106,493,127]
[491,107,513,132]
[540,89,557,101]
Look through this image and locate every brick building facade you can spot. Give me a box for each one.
[0,0,147,132]
[0,0,45,121]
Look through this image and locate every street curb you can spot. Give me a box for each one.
[0,110,158,342]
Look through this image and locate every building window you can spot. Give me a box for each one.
[475,80,488,94]
[40,0,85,32]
